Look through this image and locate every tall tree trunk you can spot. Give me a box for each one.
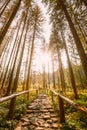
[43,63,46,88]
[5,19,23,96]
[8,8,29,119]
[0,0,21,45]
[0,0,10,17]
[57,70,61,91]
[0,37,11,80]
[1,24,21,90]
[23,41,31,91]
[47,61,50,88]
[57,45,65,92]
[26,9,38,99]
[61,30,78,99]
[58,0,87,78]
[52,53,56,89]
[0,35,14,89]
[82,0,87,6]
[0,33,11,57]
[74,13,87,48]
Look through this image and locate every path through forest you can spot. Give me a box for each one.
[15,93,60,130]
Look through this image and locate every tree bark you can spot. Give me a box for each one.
[82,0,87,6]
[5,19,23,96]
[57,45,65,92]
[58,0,87,79]
[0,0,10,17]
[52,53,56,89]
[8,8,29,119]
[61,30,78,99]
[0,0,21,45]
[26,7,38,99]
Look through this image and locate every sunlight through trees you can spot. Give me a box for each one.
[0,0,87,125]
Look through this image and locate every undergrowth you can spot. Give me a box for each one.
[46,90,87,130]
[75,94,87,107]
[0,92,36,130]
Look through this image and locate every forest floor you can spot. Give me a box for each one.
[0,91,87,130]
[51,91,87,130]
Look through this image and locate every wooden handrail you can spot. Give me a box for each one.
[47,89,87,122]
[0,89,38,119]
[0,89,37,103]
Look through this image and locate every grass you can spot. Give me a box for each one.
[65,107,87,130]
[0,91,37,130]
[75,94,87,107]
[45,90,87,130]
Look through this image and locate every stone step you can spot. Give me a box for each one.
[15,93,60,130]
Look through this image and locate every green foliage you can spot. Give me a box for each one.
[60,123,74,130]
[14,97,28,120]
[52,101,59,114]
[0,101,10,119]
[65,103,87,130]
[66,110,87,130]
[47,90,87,130]
[75,94,87,107]
[0,119,17,130]
[0,96,30,129]
[0,91,37,129]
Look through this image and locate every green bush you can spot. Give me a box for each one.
[0,96,30,129]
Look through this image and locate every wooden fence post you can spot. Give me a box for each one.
[27,92,30,100]
[52,91,53,102]
[8,97,16,120]
[36,90,38,97]
[58,95,65,123]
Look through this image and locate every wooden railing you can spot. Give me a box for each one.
[0,89,38,103]
[47,89,87,123]
[0,89,38,119]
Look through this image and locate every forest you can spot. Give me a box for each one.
[0,0,87,129]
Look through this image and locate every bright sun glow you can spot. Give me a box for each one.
[31,0,68,74]
[41,53,50,65]
[40,52,52,73]
[33,51,68,74]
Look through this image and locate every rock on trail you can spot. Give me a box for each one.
[15,93,60,130]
